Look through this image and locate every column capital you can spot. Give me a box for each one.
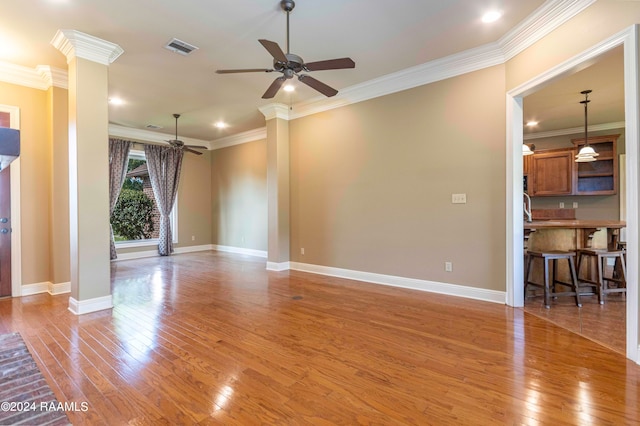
[51,29,124,65]
[259,103,291,121]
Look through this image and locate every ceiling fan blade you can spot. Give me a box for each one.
[304,58,356,71]
[185,145,208,149]
[216,68,274,74]
[262,76,287,99]
[184,147,203,155]
[298,74,338,97]
[258,39,288,63]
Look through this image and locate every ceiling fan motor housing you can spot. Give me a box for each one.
[275,53,304,78]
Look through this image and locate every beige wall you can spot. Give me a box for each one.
[290,65,507,290]
[2,0,639,294]
[176,150,213,247]
[0,81,51,285]
[211,140,267,251]
[47,86,70,284]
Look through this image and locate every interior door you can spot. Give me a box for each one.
[0,165,10,297]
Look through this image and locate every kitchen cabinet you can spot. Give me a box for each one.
[530,148,574,196]
[527,134,619,196]
[571,134,618,195]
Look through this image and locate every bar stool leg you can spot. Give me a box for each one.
[597,254,604,305]
[524,252,530,296]
[543,257,551,309]
[568,255,581,308]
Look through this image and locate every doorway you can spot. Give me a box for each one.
[506,26,639,362]
[0,104,22,298]
[0,166,9,297]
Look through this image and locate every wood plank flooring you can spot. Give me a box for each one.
[524,288,626,355]
[1,250,639,425]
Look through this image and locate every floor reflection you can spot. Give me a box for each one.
[524,290,626,354]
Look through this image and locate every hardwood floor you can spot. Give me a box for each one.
[524,288,627,355]
[1,251,639,425]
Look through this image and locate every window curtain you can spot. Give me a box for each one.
[109,138,132,260]
[144,145,184,256]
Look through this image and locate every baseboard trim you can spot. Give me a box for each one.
[289,262,506,304]
[68,295,113,315]
[212,244,267,258]
[115,244,215,261]
[266,261,291,272]
[20,282,49,296]
[175,244,215,254]
[49,281,71,295]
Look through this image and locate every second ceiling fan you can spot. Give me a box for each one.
[216,0,355,99]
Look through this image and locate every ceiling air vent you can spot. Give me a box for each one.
[145,124,162,129]
[164,38,199,56]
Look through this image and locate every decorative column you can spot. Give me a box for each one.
[51,30,123,314]
[259,104,291,271]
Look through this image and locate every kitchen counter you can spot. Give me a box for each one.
[524,220,626,230]
[524,220,625,251]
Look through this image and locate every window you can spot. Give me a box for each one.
[111,149,177,248]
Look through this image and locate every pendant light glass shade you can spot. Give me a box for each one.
[575,144,599,162]
[522,143,534,156]
[576,89,597,162]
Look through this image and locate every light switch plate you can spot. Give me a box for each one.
[452,193,467,204]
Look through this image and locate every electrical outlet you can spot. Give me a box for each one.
[445,262,453,272]
[191,235,195,241]
[559,202,565,208]
[573,202,578,208]
[301,248,305,255]
[451,193,467,204]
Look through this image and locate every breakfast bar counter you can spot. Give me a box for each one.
[524,220,626,251]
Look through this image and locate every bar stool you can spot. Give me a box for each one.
[524,250,582,309]
[576,248,626,304]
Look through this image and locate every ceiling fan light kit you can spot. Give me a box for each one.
[216,0,355,99]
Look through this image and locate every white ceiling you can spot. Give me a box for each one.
[1,0,622,143]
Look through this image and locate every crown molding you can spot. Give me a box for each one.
[288,0,594,120]
[35,65,68,89]
[259,103,291,120]
[51,29,124,65]
[499,0,597,61]
[2,1,595,142]
[108,123,211,149]
[289,42,505,120]
[0,61,47,90]
[524,121,626,140]
[211,127,266,150]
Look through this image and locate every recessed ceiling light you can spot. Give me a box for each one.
[214,121,227,129]
[482,11,502,23]
[108,97,124,105]
[283,84,295,92]
[526,121,539,127]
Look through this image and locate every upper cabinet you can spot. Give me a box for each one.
[530,149,574,196]
[571,134,619,195]
[528,134,619,197]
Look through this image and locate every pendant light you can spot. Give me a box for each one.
[575,89,599,162]
[522,143,534,156]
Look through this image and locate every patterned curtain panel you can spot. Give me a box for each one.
[108,139,132,260]
[144,145,184,256]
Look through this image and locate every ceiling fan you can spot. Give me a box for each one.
[215,0,355,99]
[166,114,207,155]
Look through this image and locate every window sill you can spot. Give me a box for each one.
[115,238,179,249]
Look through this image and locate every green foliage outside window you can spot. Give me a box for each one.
[111,188,154,240]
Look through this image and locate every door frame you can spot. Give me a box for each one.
[0,104,22,297]
[505,25,639,363]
